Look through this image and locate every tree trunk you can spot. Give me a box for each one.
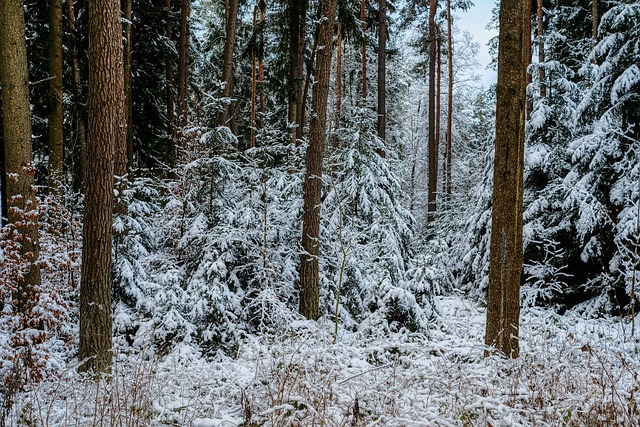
[250,4,257,148]
[219,0,239,133]
[48,0,64,194]
[295,0,308,141]
[592,0,598,44]
[427,0,437,222]
[0,0,42,311]
[445,0,453,196]
[177,0,190,130]
[435,25,441,188]
[66,0,87,192]
[166,0,176,168]
[376,0,386,154]
[525,0,532,120]
[334,20,343,147]
[485,0,526,359]
[258,2,266,117]
[123,0,134,173]
[79,0,125,374]
[288,0,301,143]
[360,0,367,99]
[299,0,338,320]
[537,0,545,99]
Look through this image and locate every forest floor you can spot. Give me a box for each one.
[12,296,640,427]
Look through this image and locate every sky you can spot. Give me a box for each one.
[456,0,498,86]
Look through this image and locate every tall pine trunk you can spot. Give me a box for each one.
[377,0,386,154]
[427,0,437,222]
[299,0,338,320]
[79,0,125,374]
[485,0,526,359]
[66,0,87,192]
[219,0,239,133]
[177,0,190,130]
[445,0,453,196]
[123,0,134,172]
[166,0,176,168]
[0,0,43,311]
[48,0,64,194]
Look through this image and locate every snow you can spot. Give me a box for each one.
[9,296,639,426]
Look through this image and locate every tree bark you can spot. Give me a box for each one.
[295,0,308,141]
[592,0,598,44]
[524,0,532,120]
[48,0,64,194]
[537,0,545,99]
[288,0,302,143]
[123,0,134,173]
[427,0,438,222]
[219,0,239,133]
[485,0,526,359]
[360,0,367,99]
[445,0,453,196]
[177,0,190,130]
[299,0,338,321]
[66,0,87,192]
[79,0,126,374]
[166,0,176,168]
[0,0,43,311]
[376,0,386,154]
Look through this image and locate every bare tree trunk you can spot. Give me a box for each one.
[485,0,526,359]
[525,0,532,120]
[334,20,342,147]
[48,0,64,194]
[435,25,441,188]
[288,0,300,143]
[360,0,367,99]
[427,0,437,223]
[66,0,87,192]
[295,0,308,141]
[258,2,266,118]
[445,0,453,196]
[177,0,190,130]
[123,0,134,173]
[537,0,545,98]
[0,0,43,311]
[166,0,176,168]
[219,0,239,133]
[299,0,338,320]
[376,0,386,156]
[250,4,258,148]
[592,0,598,44]
[79,0,125,374]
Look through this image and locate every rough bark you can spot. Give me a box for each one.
[66,0,87,192]
[427,0,438,222]
[177,0,190,130]
[485,0,526,359]
[48,0,64,194]
[537,0,545,98]
[79,0,126,374]
[219,0,239,132]
[445,0,453,196]
[295,0,308,141]
[360,0,367,99]
[299,0,338,320]
[525,0,532,120]
[592,0,598,43]
[376,0,386,154]
[288,0,302,143]
[0,0,43,310]
[123,0,134,173]
[166,0,176,168]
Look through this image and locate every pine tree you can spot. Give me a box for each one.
[79,0,126,373]
[485,0,527,358]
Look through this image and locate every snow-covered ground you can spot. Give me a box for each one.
[11,296,640,426]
